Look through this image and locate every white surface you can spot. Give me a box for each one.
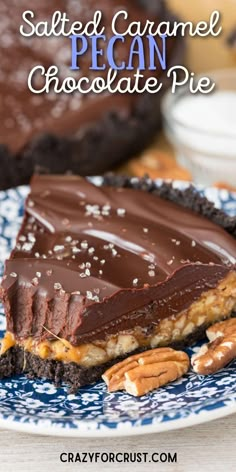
[0,414,235,472]
[162,86,236,185]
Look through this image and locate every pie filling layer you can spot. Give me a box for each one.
[1,272,236,368]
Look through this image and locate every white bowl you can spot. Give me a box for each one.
[162,69,236,186]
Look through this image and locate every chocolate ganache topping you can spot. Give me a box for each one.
[1,176,235,344]
[0,0,173,153]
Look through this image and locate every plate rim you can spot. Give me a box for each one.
[0,402,235,437]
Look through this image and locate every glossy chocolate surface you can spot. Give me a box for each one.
[0,0,171,152]
[1,176,235,343]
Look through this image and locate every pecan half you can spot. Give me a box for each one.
[102,347,190,397]
[191,318,236,375]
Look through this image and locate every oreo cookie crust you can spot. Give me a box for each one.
[103,175,236,238]
[0,175,236,391]
[0,324,209,393]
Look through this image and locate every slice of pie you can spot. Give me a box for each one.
[0,175,235,391]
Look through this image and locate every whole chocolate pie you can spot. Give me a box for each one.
[0,175,235,391]
[0,0,183,190]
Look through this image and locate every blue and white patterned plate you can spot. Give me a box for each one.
[0,181,236,437]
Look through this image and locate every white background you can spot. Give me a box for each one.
[0,414,235,472]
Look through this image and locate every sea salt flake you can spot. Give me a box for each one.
[54,282,62,290]
[28,233,36,243]
[148,264,155,270]
[85,204,101,217]
[102,204,111,212]
[72,247,80,254]
[117,208,126,216]
[71,240,79,246]
[171,239,180,246]
[167,259,174,266]
[22,242,33,252]
[102,207,110,216]
[53,245,64,253]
